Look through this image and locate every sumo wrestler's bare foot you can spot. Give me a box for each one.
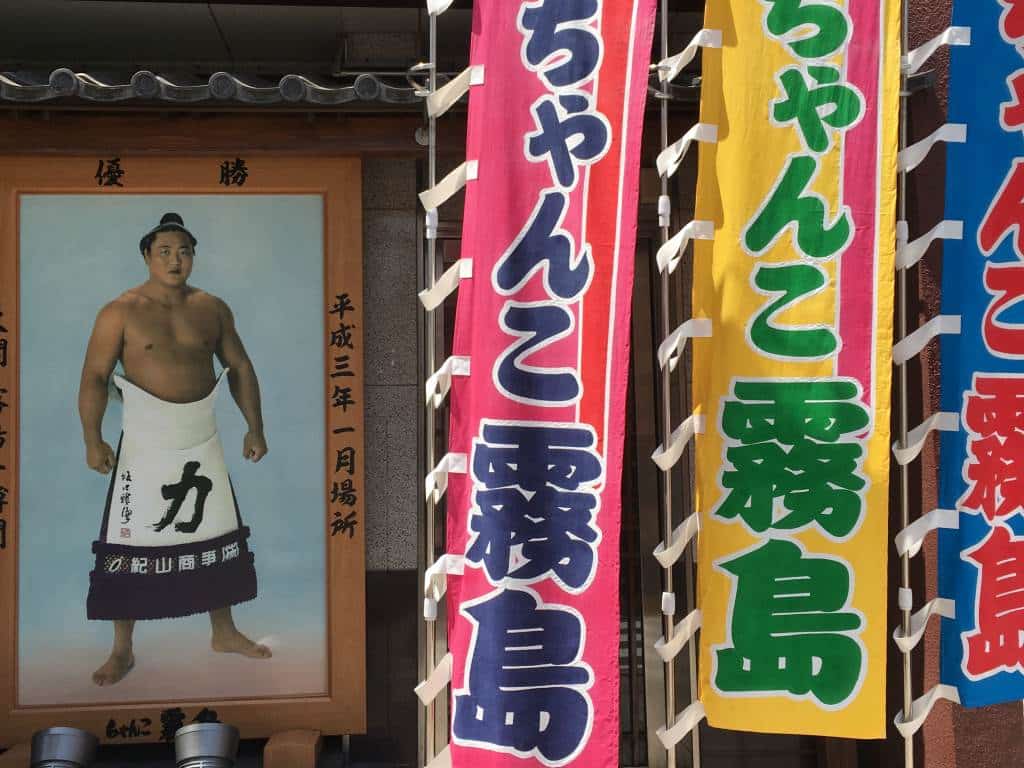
[93,620,135,686]
[92,650,135,686]
[209,607,271,659]
[211,629,271,658]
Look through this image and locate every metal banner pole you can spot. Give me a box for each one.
[657,3,677,765]
[423,7,440,764]
[656,3,700,766]
[896,0,914,765]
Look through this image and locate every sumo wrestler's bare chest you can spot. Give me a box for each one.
[124,304,220,362]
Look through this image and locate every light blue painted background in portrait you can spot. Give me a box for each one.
[17,195,328,705]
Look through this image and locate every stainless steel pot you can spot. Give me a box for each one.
[174,722,239,768]
[30,726,98,768]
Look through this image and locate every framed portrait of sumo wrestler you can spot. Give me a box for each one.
[0,156,365,744]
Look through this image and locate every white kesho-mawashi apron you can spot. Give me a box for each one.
[87,369,257,621]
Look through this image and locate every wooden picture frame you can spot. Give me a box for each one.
[0,155,365,745]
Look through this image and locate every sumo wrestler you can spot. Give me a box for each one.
[78,212,269,686]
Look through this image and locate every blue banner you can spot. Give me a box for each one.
[940,0,1024,707]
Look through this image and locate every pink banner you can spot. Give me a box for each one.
[443,1,656,765]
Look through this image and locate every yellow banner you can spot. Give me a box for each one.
[693,0,899,738]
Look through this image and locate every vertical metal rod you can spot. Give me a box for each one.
[656,1,676,766]
[896,0,913,766]
[656,3,700,767]
[424,8,440,765]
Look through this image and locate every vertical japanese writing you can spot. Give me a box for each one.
[710,0,869,708]
[958,7,1024,682]
[0,306,9,551]
[119,469,133,539]
[452,1,608,762]
[742,7,860,361]
[0,310,7,369]
[328,293,360,538]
